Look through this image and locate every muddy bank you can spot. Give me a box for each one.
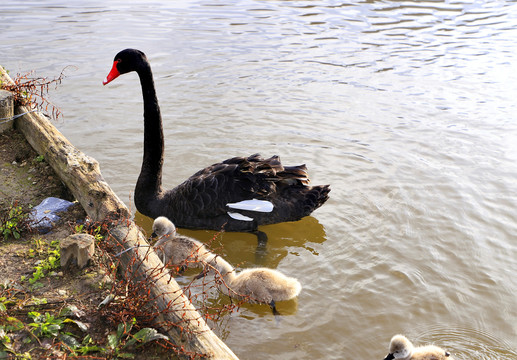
[0,128,73,211]
[0,127,112,358]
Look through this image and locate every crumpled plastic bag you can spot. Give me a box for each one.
[29,197,74,232]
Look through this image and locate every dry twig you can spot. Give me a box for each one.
[1,66,76,120]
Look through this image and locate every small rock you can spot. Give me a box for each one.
[57,289,67,296]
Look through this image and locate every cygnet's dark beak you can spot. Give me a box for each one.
[445,351,450,357]
[149,232,157,241]
[383,353,395,360]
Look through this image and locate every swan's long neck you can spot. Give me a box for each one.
[135,63,164,213]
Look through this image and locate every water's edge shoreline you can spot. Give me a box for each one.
[1,65,238,360]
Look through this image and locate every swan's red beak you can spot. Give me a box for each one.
[103,61,120,85]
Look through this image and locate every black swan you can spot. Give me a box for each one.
[103,49,330,234]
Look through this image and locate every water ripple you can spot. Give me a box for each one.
[414,325,517,360]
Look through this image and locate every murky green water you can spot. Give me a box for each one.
[2,1,517,358]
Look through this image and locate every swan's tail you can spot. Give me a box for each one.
[302,184,331,216]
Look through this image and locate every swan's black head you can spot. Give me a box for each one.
[103,48,148,85]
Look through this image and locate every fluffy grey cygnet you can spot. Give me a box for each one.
[384,335,453,360]
[151,216,212,269]
[201,251,301,314]
[151,216,301,314]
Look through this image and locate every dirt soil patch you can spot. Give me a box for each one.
[0,128,91,288]
[0,127,175,359]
